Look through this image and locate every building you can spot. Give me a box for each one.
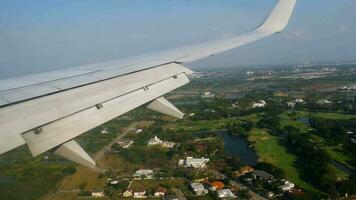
[210,181,225,191]
[252,170,275,181]
[246,71,254,76]
[280,180,295,192]
[123,190,133,197]
[117,140,134,149]
[180,157,210,168]
[133,169,154,179]
[252,100,267,108]
[91,189,105,198]
[217,189,236,198]
[148,136,163,146]
[154,187,167,197]
[135,129,143,133]
[317,99,332,104]
[133,188,147,198]
[239,166,254,175]
[110,180,119,185]
[147,136,175,148]
[295,99,304,103]
[286,102,296,109]
[163,195,179,200]
[191,182,208,196]
[101,128,109,134]
[201,91,215,98]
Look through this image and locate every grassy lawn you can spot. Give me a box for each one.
[238,113,261,123]
[164,119,235,132]
[247,129,317,192]
[279,112,311,133]
[297,111,356,120]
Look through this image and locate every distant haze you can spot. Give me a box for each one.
[0,0,355,79]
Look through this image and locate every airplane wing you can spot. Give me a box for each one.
[0,0,297,168]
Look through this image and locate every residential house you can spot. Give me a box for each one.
[210,181,225,191]
[163,195,179,200]
[91,189,105,198]
[133,188,147,198]
[101,128,109,134]
[154,187,166,197]
[133,169,154,179]
[147,136,175,148]
[117,140,134,149]
[286,102,296,109]
[252,100,267,108]
[217,189,236,198]
[280,181,295,192]
[181,157,210,168]
[123,190,133,197]
[201,91,215,98]
[191,182,208,196]
[148,136,163,146]
[295,99,304,103]
[239,166,254,175]
[252,170,275,182]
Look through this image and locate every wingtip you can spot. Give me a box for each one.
[257,0,297,33]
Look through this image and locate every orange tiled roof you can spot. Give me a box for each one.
[211,181,225,189]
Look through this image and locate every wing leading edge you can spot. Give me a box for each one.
[0,0,297,168]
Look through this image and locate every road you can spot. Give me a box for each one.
[92,122,138,172]
[210,170,266,200]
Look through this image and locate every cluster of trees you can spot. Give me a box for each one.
[285,132,336,196]
[226,121,253,136]
[309,117,355,145]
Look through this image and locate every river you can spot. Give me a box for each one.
[217,131,258,166]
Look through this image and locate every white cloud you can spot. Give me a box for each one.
[338,24,349,33]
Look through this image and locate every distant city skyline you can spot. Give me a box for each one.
[0,0,355,79]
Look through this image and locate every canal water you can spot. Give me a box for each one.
[217,131,258,166]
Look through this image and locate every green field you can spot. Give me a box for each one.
[279,112,311,133]
[164,119,235,132]
[297,111,356,120]
[247,129,317,192]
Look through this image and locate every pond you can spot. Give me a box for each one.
[217,131,258,166]
[297,117,310,126]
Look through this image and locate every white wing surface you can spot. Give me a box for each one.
[0,0,297,168]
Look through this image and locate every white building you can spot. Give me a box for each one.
[280,181,295,192]
[117,140,134,149]
[148,136,163,146]
[191,182,208,196]
[91,189,105,198]
[133,190,147,198]
[135,129,143,134]
[201,91,215,98]
[286,102,296,109]
[252,100,267,108]
[133,169,154,179]
[295,99,304,103]
[123,190,133,197]
[101,128,109,134]
[217,189,236,198]
[246,71,254,76]
[181,157,210,168]
[147,136,175,148]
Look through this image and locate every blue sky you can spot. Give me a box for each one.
[0,0,355,78]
